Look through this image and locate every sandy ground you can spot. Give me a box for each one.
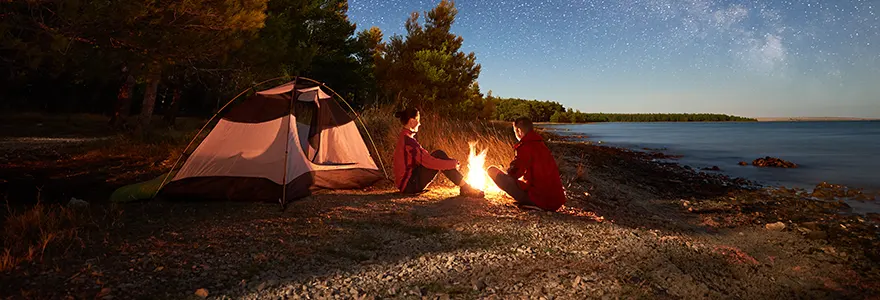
[1,133,879,299]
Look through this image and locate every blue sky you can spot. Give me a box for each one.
[349,0,880,118]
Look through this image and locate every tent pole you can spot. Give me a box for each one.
[294,77,389,179]
[280,76,298,210]
[153,76,289,198]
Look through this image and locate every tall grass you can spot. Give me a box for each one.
[1,197,84,272]
[359,106,517,185]
[0,108,516,271]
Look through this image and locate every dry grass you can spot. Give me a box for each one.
[1,197,84,272]
[0,114,205,273]
[0,108,514,272]
[359,106,517,184]
[1,191,128,273]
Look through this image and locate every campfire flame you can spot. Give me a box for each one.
[465,141,501,193]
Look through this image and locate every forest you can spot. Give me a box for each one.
[1,0,753,129]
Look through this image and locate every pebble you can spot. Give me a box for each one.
[194,288,209,298]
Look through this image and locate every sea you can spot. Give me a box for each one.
[543,121,880,213]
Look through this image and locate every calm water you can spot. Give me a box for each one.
[545,121,880,193]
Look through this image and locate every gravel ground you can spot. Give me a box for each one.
[2,138,878,299]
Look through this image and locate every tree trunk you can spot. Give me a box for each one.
[137,65,161,135]
[164,88,181,127]
[109,73,135,128]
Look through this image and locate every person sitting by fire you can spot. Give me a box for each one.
[488,117,566,211]
[393,107,484,198]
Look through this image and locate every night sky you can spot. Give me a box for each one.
[349,0,880,118]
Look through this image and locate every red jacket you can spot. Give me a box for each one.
[393,129,457,191]
[508,131,566,211]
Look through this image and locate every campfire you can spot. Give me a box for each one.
[465,141,501,194]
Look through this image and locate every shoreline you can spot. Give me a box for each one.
[0,119,878,298]
[541,128,880,251]
[534,118,880,125]
[537,124,880,199]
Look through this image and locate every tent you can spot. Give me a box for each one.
[111,77,384,205]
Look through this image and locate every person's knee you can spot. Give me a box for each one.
[487,166,502,177]
[431,150,449,159]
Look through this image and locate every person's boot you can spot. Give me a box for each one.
[459,183,485,198]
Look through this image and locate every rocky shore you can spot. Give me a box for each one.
[1,130,879,299]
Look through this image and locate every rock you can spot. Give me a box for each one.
[96,288,111,298]
[800,221,820,231]
[738,161,748,166]
[195,288,209,298]
[868,213,880,223]
[751,157,797,168]
[765,222,786,231]
[472,279,487,291]
[702,166,721,171]
[806,230,827,240]
[68,197,89,208]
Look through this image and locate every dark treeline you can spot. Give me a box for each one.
[489,96,565,122]
[487,96,756,123]
[550,111,757,123]
[2,0,754,131]
[1,0,486,133]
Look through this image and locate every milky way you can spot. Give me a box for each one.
[350,0,880,117]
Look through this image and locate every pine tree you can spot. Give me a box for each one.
[380,0,481,115]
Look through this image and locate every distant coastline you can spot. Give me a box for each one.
[534,116,878,124]
[755,117,880,122]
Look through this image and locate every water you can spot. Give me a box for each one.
[544,121,880,193]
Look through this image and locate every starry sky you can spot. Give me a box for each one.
[349,0,880,118]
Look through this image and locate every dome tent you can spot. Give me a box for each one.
[110,77,385,206]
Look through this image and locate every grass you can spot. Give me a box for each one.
[1,197,84,272]
[1,107,518,272]
[359,106,517,185]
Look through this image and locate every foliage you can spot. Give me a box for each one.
[376,0,482,117]
[492,97,756,123]
[548,110,758,123]
[359,106,515,181]
[1,0,754,125]
[492,97,565,122]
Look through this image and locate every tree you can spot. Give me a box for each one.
[3,0,269,132]
[226,0,373,106]
[550,111,569,123]
[354,26,384,106]
[2,0,402,124]
[379,0,481,115]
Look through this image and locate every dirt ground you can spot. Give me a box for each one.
[1,120,879,299]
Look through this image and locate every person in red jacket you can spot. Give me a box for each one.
[393,108,484,197]
[488,117,566,211]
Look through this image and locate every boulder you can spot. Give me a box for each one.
[751,157,797,168]
[738,161,748,166]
